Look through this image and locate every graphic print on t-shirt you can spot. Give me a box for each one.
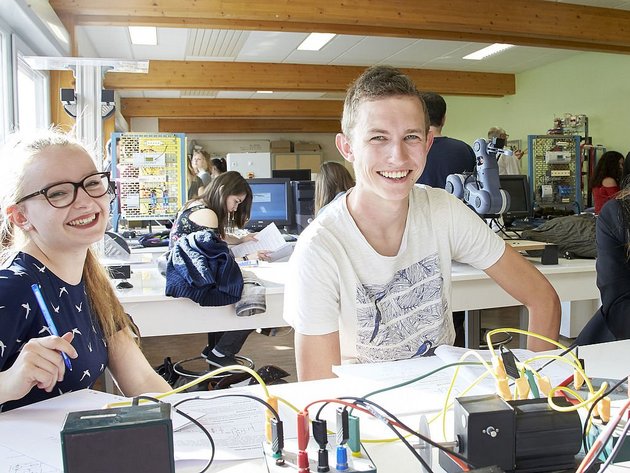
[355,253,451,363]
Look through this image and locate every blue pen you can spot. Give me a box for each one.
[30,283,73,371]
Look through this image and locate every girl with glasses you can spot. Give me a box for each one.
[0,129,171,411]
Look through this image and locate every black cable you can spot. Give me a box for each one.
[581,376,629,452]
[536,341,578,374]
[132,396,215,473]
[338,396,477,469]
[599,416,630,471]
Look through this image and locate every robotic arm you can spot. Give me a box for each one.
[446,137,511,216]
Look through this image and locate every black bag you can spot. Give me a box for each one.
[521,214,596,258]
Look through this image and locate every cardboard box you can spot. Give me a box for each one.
[294,142,321,152]
[270,140,293,153]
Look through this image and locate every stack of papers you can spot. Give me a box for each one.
[231,223,294,262]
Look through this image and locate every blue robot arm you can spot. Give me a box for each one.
[446,138,511,216]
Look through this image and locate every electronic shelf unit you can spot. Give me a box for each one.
[111,132,187,227]
[527,135,582,212]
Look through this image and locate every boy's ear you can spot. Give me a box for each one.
[335,133,354,163]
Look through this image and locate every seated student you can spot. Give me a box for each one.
[191,149,212,186]
[283,65,561,381]
[210,157,227,179]
[314,161,355,216]
[170,171,270,368]
[0,129,171,412]
[576,188,630,345]
[591,150,624,214]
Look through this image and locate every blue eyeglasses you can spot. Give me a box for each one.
[15,172,113,209]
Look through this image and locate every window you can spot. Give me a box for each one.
[12,35,49,132]
[0,27,10,144]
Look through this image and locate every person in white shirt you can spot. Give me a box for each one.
[487,126,524,175]
[283,66,561,381]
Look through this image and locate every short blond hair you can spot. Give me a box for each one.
[487,127,507,140]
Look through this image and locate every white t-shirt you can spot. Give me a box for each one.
[498,153,521,175]
[283,185,506,364]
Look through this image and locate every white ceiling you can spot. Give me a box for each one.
[74,0,630,99]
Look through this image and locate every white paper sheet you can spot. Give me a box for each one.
[231,223,293,261]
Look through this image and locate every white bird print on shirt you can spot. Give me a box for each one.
[39,326,52,335]
[75,302,83,312]
[87,342,92,352]
[80,370,91,382]
[0,340,5,357]
[52,304,60,313]
[100,364,105,372]
[72,328,82,336]
[21,303,31,319]
[59,287,68,297]
[33,263,46,273]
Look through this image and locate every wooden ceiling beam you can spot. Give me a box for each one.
[51,0,630,54]
[159,118,340,134]
[122,98,343,119]
[107,61,514,97]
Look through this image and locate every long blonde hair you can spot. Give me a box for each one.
[0,129,137,340]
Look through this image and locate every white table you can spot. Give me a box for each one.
[2,340,627,473]
[117,262,288,337]
[451,258,598,346]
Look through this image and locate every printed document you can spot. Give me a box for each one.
[231,223,294,262]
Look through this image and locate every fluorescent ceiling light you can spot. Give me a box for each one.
[256,90,273,94]
[463,43,514,60]
[297,33,336,51]
[129,26,157,46]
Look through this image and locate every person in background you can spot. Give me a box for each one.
[314,161,355,216]
[284,65,561,381]
[0,129,171,412]
[191,150,212,186]
[210,157,227,179]
[576,188,630,344]
[591,150,624,214]
[416,92,475,189]
[103,136,121,173]
[622,151,630,188]
[186,154,205,200]
[487,127,524,175]
[416,92,476,347]
[169,171,269,368]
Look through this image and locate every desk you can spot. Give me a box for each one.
[451,258,598,346]
[2,340,628,473]
[117,262,288,337]
[119,258,597,347]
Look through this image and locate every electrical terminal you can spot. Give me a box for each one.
[537,376,552,397]
[600,396,611,424]
[336,408,349,446]
[492,356,507,380]
[515,376,530,400]
[574,369,585,390]
[271,418,285,460]
[496,377,512,401]
[348,415,361,457]
[312,419,330,472]
[266,396,279,443]
[297,410,310,471]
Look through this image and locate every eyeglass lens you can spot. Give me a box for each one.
[46,174,110,208]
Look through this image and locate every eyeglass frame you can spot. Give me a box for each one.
[14,172,114,209]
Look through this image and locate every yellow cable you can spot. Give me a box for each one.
[106,365,269,408]
[548,382,608,412]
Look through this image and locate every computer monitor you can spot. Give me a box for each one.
[272,169,312,181]
[499,175,533,223]
[246,178,294,230]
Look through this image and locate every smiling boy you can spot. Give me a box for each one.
[283,66,560,381]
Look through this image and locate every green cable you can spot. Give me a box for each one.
[524,369,540,398]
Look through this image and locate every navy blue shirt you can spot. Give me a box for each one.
[0,253,108,412]
[418,136,476,188]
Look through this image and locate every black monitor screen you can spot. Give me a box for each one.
[499,175,532,220]
[272,169,311,181]
[246,178,293,230]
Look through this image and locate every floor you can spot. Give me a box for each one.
[96,306,574,392]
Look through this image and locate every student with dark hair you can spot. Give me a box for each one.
[577,187,630,344]
[284,65,561,381]
[0,129,170,411]
[210,157,227,177]
[314,161,355,215]
[417,92,475,189]
[591,150,624,214]
[170,171,270,368]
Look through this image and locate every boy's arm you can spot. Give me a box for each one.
[484,245,561,351]
[295,331,341,381]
